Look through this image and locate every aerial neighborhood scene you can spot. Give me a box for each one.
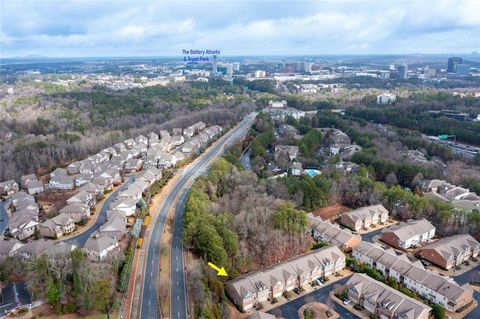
[1,1,480,319]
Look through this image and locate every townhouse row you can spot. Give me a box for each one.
[345,273,431,319]
[225,246,346,312]
[352,241,473,312]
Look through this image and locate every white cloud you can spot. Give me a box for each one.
[0,0,479,57]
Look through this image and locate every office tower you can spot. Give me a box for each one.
[295,62,304,72]
[304,62,313,73]
[397,63,408,79]
[447,57,463,73]
[455,64,470,76]
[212,54,218,74]
[254,70,266,78]
[225,63,233,77]
[233,62,240,71]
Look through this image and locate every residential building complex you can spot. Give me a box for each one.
[308,214,362,252]
[417,234,480,270]
[353,241,473,311]
[339,204,389,231]
[225,245,346,311]
[345,273,431,319]
[422,179,480,211]
[380,219,435,249]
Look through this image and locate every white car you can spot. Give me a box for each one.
[315,279,323,286]
[343,299,351,305]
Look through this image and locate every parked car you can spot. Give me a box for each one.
[293,288,301,295]
[315,278,323,286]
[421,259,431,266]
[343,299,351,305]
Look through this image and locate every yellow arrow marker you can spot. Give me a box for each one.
[208,262,228,277]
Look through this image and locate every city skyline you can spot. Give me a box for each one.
[1,0,479,58]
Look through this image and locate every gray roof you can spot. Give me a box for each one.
[381,219,435,241]
[346,273,431,319]
[25,180,44,189]
[226,246,344,300]
[44,242,76,256]
[50,174,75,184]
[342,204,388,223]
[16,239,52,256]
[0,239,24,256]
[247,312,276,319]
[354,241,471,304]
[418,234,480,261]
[84,235,117,252]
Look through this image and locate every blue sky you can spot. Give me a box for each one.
[1,0,479,57]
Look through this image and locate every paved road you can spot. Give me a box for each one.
[0,200,9,235]
[360,228,382,243]
[139,113,257,319]
[240,148,252,171]
[455,264,480,285]
[64,177,134,247]
[267,276,358,319]
[452,264,480,319]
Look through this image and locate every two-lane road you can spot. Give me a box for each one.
[138,113,256,319]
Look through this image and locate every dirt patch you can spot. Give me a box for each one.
[312,204,350,220]
[37,189,78,217]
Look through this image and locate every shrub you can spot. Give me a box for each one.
[304,308,314,319]
[431,303,446,319]
[62,303,77,313]
[354,304,364,310]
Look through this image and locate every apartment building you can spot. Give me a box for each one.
[225,246,345,312]
[352,241,473,311]
[380,219,435,249]
[345,273,431,319]
[308,214,361,252]
[339,204,389,231]
[417,234,480,270]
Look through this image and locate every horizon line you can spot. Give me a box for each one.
[1,52,479,60]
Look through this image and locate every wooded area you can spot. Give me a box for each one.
[0,82,255,181]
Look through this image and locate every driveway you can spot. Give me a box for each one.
[267,276,358,318]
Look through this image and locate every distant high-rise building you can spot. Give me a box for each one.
[225,63,233,77]
[447,57,463,73]
[304,62,314,73]
[254,70,266,78]
[397,63,408,79]
[423,66,437,78]
[212,55,218,74]
[232,62,240,71]
[295,62,304,72]
[455,64,470,76]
